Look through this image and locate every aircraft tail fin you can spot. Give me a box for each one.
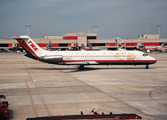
[161,43,164,47]
[81,44,86,50]
[14,36,45,59]
[88,44,93,50]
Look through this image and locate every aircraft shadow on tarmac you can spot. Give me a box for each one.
[28,66,155,73]
[65,67,155,73]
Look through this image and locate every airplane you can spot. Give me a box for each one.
[140,43,166,52]
[14,35,157,70]
[154,43,167,52]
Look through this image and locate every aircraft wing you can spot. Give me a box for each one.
[59,61,99,65]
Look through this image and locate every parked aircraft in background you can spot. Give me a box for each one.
[14,36,156,69]
[141,43,166,52]
[154,43,167,52]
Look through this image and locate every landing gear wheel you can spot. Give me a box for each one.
[78,65,84,70]
[145,64,149,69]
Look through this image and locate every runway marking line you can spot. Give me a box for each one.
[96,89,123,112]
[81,93,90,100]
[81,93,111,101]
[157,75,167,79]
[116,80,125,85]
[25,80,38,117]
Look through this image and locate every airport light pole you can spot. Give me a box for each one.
[87,28,92,33]
[93,26,99,33]
[146,27,149,34]
[25,25,32,36]
[157,25,161,38]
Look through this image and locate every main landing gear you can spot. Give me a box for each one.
[78,65,84,70]
[145,64,149,69]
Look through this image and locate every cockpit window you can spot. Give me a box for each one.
[142,53,148,56]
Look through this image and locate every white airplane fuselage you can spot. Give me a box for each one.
[14,36,157,69]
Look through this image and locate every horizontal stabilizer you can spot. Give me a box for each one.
[14,36,29,40]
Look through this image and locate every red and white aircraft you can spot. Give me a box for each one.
[141,43,166,52]
[14,36,157,69]
[154,43,167,52]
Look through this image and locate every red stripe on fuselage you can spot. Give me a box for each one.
[61,60,156,63]
[53,60,156,65]
[37,59,156,65]
[14,38,39,59]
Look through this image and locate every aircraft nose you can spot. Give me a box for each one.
[151,57,157,63]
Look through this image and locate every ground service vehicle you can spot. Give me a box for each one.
[0,95,9,118]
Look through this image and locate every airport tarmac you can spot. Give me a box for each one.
[0,52,167,120]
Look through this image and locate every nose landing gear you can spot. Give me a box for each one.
[145,64,149,69]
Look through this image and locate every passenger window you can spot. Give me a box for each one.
[143,53,148,56]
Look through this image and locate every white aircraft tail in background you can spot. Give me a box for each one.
[155,43,167,52]
[14,36,157,69]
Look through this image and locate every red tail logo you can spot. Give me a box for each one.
[28,41,38,51]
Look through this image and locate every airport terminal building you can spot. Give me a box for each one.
[0,32,167,51]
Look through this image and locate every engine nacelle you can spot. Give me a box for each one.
[40,55,63,62]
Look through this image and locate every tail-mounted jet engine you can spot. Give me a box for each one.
[40,55,63,62]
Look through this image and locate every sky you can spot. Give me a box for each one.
[0,0,167,39]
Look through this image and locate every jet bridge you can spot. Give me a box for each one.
[115,37,126,50]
